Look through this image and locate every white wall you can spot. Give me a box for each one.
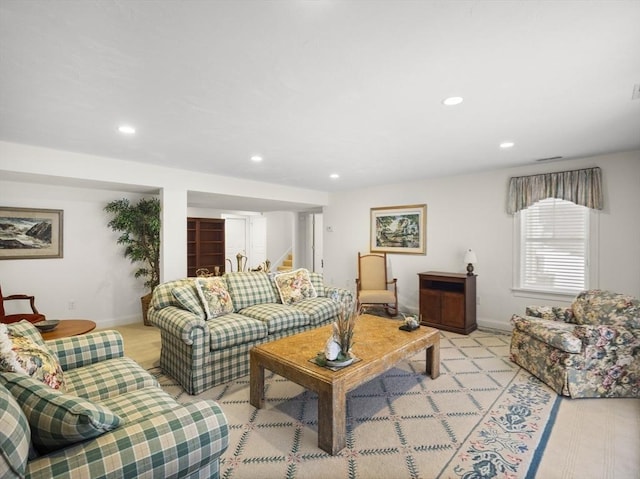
[0,181,149,326]
[323,151,640,330]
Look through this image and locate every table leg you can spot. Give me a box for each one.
[425,341,440,379]
[249,352,265,408]
[317,384,346,455]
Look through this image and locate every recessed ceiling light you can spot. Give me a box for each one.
[250,155,263,162]
[118,125,136,135]
[442,96,464,106]
[500,141,515,149]
[330,173,340,179]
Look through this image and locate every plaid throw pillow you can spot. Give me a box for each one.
[1,372,122,454]
[274,269,318,305]
[0,384,30,478]
[172,282,206,319]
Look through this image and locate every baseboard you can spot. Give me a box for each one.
[477,316,511,332]
[94,315,142,329]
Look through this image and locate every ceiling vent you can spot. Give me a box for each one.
[632,84,640,100]
[535,156,563,162]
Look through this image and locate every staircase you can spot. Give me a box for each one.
[277,253,293,272]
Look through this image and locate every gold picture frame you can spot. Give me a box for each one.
[370,204,426,254]
[0,207,64,259]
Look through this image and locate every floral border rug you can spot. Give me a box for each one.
[152,329,560,479]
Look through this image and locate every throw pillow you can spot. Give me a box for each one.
[172,283,206,319]
[0,324,65,391]
[274,268,317,305]
[1,372,122,454]
[195,277,234,320]
[0,384,30,478]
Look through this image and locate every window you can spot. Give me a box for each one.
[514,198,594,295]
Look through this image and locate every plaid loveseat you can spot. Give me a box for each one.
[510,289,640,398]
[149,270,353,395]
[1,321,228,479]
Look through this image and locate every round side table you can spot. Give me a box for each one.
[40,319,97,340]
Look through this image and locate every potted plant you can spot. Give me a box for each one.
[104,197,161,325]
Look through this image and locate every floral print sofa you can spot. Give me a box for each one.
[510,290,640,398]
[149,270,353,395]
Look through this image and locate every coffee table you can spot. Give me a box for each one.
[40,319,96,340]
[250,314,440,455]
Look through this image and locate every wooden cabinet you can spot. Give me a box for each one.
[418,272,476,334]
[187,218,225,277]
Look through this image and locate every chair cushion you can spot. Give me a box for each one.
[0,323,66,390]
[0,384,30,478]
[225,272,277,310]
[172,283,205,319]
[97,387,179,423]
[1,372,122,454]
[195,277,234,319]
[572,290,640,328]
[273,269,318,305]
[359,289,396,304]
[511,315,583,353]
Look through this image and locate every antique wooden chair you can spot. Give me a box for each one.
[0,285,46,324]
[356,252,398,316]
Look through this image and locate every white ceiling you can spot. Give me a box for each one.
[1,1,639,206]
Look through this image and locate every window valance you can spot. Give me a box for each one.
[506,167,603,214]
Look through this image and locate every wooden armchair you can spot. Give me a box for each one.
[356,252,398,316]
[0,285,45,324]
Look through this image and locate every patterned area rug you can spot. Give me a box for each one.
[150,329,560,479]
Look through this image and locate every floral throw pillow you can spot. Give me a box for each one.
[195,277,234,320]
[274,268,317,305]
[0,324,65,391]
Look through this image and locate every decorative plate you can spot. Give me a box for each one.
[326,357,354,368]
[34,320,60,332]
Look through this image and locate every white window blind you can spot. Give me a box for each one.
[518,198,589,293]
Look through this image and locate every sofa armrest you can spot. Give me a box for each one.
[525,305,574,322]
[326,287,354,306]
[148,305,208,346]
[26,400,229,479]
[45,331,125,371]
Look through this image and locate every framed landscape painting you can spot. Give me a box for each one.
[0,207,63,259]
[370,204,426,254]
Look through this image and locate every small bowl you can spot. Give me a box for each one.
[34,320,60,332]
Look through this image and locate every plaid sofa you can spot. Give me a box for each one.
[1,321,228,479]
[149,271,353,395]
[510,289,640,398]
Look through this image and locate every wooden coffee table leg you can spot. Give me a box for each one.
[249,352,265,408]
[425,341,440,379]
[317,383,346,455]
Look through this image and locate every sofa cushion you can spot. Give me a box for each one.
[239,303,310,334]
[172,283,206,319]
[273,268,318,305]
[1,372,122,454]
[64,357,159,401]
[309,272,326,297]
[511,315,583,353]
[0,384,30,479]
[195,277,234,319]
[572,290,640,328]
[291,297,341,326]
[0,323,66,391]
[207,313,269,350]
[97,387,180,423]
[225,272,277,310]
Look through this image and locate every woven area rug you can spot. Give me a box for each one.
[150,329,560,479]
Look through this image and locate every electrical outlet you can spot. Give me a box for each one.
[68,300,76,310]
